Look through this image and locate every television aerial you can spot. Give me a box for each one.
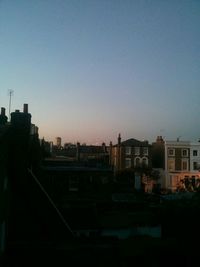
[8,89,14,121]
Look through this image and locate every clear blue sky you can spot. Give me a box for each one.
[0,0,200,145]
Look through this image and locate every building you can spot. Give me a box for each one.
[110,134,151,172]
[0,107,9,256]
[1,104,140,267]
[109,134,152,192]
[40,161,113,198]
[55,137,62,149]
[76,142,109,166]
[152,136,165,169]
[50,142,109,167]
[164,140,200,192]
[0,104,75,262]
[190,141,200,172]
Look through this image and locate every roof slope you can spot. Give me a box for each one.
[115,138,149,147]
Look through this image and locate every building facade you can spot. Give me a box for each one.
[110,134,151,172]
[164,140,200,191]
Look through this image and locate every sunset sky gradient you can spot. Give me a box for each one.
[0,0,200,144]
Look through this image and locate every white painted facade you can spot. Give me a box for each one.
[190,142,200,172]
[164,140,200,192]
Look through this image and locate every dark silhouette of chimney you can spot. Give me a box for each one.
[102,142,106,153]
[23,103,28,113]
[118,133,121,146]
[1,107,6,116]
[0,107,8,125]
[109,141,113,166]
[156,136,164,143]
[11,104,31,130]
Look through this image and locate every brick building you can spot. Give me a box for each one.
[110,134,151,172]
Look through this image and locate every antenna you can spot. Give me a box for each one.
[8,89,14,121]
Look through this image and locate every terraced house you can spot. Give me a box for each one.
[165,140,200,191]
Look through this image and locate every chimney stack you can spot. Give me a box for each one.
[118,133,121,146]
[23,104,28,114]
[1,107,6,116]
[0,107,8,125]
[156,136,164,143]
[102,142,106,153]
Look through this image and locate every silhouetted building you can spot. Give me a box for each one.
[110,134,152,172]
[0,107,8,126]
[152,136,165,169]
[50,141,110,167]
[0,104,75,263]
[76,143,109,166]
[0,104,165,267]
[40,160,113,198]
[55,136,62,149]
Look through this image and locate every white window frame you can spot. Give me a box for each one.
[168,149,175,156]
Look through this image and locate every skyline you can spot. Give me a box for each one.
[0,1,200,144]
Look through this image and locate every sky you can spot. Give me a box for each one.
[0,0,200,145]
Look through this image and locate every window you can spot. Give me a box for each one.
[193,162,198,170]
[125,146,131,155]
[143,147,148,155]
[168,159,175,171]
[168,149,175,156]
[182,160,188,171]
[193,150,198,156]
[182,149,188,157]
[134,157,141,167]
[135,147,140,155]
[142,157,148,167]
[125,158,131,168]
